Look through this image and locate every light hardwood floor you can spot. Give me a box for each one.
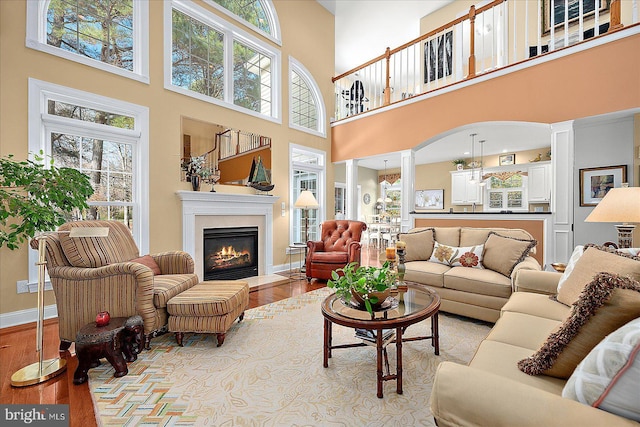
[0,244,383,426]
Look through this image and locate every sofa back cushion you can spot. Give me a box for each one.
[460,227,537,254]
[433,227,461,247]
[518,272,640,379]
[58,220,139,268]
[398,228,435,262]
[557,245,640,306]
[482,232,537,277]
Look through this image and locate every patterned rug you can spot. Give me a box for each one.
[88,288,491,426]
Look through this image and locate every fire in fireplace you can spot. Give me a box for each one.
[203,227,258,280]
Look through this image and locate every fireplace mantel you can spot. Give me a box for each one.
[176,191,280,280]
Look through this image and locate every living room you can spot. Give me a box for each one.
[1,0,640,425]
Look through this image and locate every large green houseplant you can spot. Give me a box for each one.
[0,153,94,250]
[327,261,397,314]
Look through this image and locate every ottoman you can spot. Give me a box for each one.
[167,280,249,347]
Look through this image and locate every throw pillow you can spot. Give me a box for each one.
[556,245,640,307]
[398,228,435,262]
[429,242,484,268]
[130,255,161,275]
[518,272,640,379]
[557,245,584,292]
[618,247,640,257]
[562,317,640,422]
[481,232,537,277]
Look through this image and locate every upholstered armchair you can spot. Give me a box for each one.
[42,220,198,350]
[305,220,367,281]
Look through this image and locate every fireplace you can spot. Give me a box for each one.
[203,227,258,280]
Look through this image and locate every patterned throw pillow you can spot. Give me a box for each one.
[562,317,640,421]
[556,245,584,292]
[428,242,484,268]
[518,272,640,379]
[618,247,640,257]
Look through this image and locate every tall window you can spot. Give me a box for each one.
[289,58,325,136]
[204,0,281,44]
[26,0,149,82]
[28,79,149,283]
[167,1,281,121]
[290,145,325,244]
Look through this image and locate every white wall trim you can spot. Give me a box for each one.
[0,304,58,329]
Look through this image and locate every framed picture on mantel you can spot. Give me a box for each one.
[579,164,626,206]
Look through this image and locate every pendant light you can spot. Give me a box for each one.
[469,133,477,184]
[478,140,486,187]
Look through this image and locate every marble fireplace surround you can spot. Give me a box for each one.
[176,191,280,282]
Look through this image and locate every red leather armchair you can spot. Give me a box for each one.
[305,220,367,281]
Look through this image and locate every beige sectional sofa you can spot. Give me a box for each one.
[430,246,640,426]
[398,227,541,322]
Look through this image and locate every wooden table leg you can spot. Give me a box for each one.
[376,330,383,398]
[396,326,403,394]
[432,312,440,356]
[323,318,330,368]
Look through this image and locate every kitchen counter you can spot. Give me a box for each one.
[411,211,551,215]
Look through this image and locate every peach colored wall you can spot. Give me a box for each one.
[0,1,334,316]
[332,33,640,162]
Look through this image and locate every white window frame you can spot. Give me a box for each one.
[484,176,528,212]
[25,0,150,84]
[289,56,326,137]
[27,78,150,287]
[289,144,326,245]
[164,0,282,123]
[202,0,281,46]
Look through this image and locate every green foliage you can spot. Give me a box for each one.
[327,261,397,314]
[0,153,94,250]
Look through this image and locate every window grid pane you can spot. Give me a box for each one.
[212,0,272,35]
[233,40,271,115]
[47,100,135,129]
[291,71,318,130]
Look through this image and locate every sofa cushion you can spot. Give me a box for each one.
[460,227,537,254]
[501,292,570,322]
[518,272,640,379]
[398,227,435,262]
[153,274,201,308]
[557,245,585,292]
[444,267,511,298]
[310,251,349,264]
[131,255,162,275]
[429,242,484,268]
[557,245,640,306]
[433,227,460,247]
[486,311,562,351]
[482,232,537,277]
[404,261,449,288]
[563,316,640,421]
[470,340,566,395]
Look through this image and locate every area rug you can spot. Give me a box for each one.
[88,288,491,426]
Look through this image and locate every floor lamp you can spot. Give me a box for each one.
[11,226,110,387]
[294,190,319,272]
[585,185,640,248]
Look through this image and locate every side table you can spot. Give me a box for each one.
[73,316,143,385]
[289,243,306,278]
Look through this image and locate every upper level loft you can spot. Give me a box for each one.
[331,0,640,163]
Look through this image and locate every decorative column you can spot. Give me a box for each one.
[345,159,359,220]
[400,150,415,233]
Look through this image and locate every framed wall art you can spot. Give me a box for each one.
[542,0,610,34]
[415,189,444,210]
[499,153,515,166]
[424,31,453,83]
[579,164,626,206]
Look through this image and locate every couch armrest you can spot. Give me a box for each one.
[510,256,541,281]
[431,362,638,427]
[151,251,195,274]
[514,269,561,295]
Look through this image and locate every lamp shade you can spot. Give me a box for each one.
[585,187,640,223]
[294,190,319,209]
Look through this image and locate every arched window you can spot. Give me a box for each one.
[26,0,149,82]
[289,57,325,137]
[204,0,281,45]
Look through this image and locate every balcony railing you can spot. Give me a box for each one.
[332,0,637,121]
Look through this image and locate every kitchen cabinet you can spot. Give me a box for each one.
[528,162,551,202]
[451,171,483,205]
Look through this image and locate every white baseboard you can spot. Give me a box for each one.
[0,304,58,329]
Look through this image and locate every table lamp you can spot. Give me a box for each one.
[585,185,640,248]
[11,226,110,387]
[294,190,319,271]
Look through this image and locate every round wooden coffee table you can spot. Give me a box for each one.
[321,284,440,398]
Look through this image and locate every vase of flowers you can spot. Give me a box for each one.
[327,261,397,315]
[182,155,216,191]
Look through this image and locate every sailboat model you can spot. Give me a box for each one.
[247,156,275,192]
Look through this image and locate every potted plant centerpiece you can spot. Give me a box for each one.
[452,159,466,171]
[328,261,397,315]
